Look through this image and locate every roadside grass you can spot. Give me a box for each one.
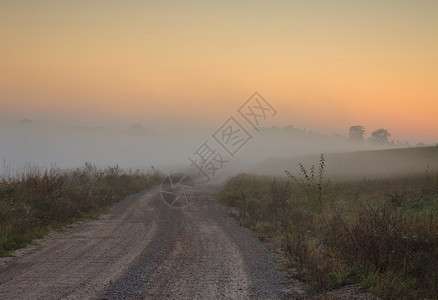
[219,156,438,299]
[0,163,163,257]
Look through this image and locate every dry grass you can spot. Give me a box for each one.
[219,161,438,298]
[0,163,162,257]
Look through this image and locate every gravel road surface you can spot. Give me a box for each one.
[0,183,298,299]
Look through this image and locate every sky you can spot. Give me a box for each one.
[1,0,437,143]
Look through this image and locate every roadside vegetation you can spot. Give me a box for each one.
[0,163,162,257]
[220,155,438,299]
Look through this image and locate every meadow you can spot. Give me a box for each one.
[0,164,162,257]
[220,150,438,299]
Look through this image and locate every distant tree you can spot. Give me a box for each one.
[17,119,33,126]
[130,123,144,129]
[370,128,392,144]
[395,140,412,148]
[348,125,365,141]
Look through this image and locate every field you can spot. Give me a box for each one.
[220,147,438,298]
[251,146,438,180]
[0,164,162,257]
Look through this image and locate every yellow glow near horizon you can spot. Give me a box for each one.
[1,0,437,142]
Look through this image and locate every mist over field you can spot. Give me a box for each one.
[2,117,436,181]
[0,119,207,172]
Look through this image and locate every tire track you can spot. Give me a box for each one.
[0,183,295,299]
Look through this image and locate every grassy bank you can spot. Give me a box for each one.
[0,163,162,257]
[219,158,438,298]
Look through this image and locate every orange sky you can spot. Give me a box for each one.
[1,0,437,143]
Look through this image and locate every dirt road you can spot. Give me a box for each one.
[0,183,297,299]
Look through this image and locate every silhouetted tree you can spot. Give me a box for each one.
[348,125,365,141]
[370,128,391,144]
